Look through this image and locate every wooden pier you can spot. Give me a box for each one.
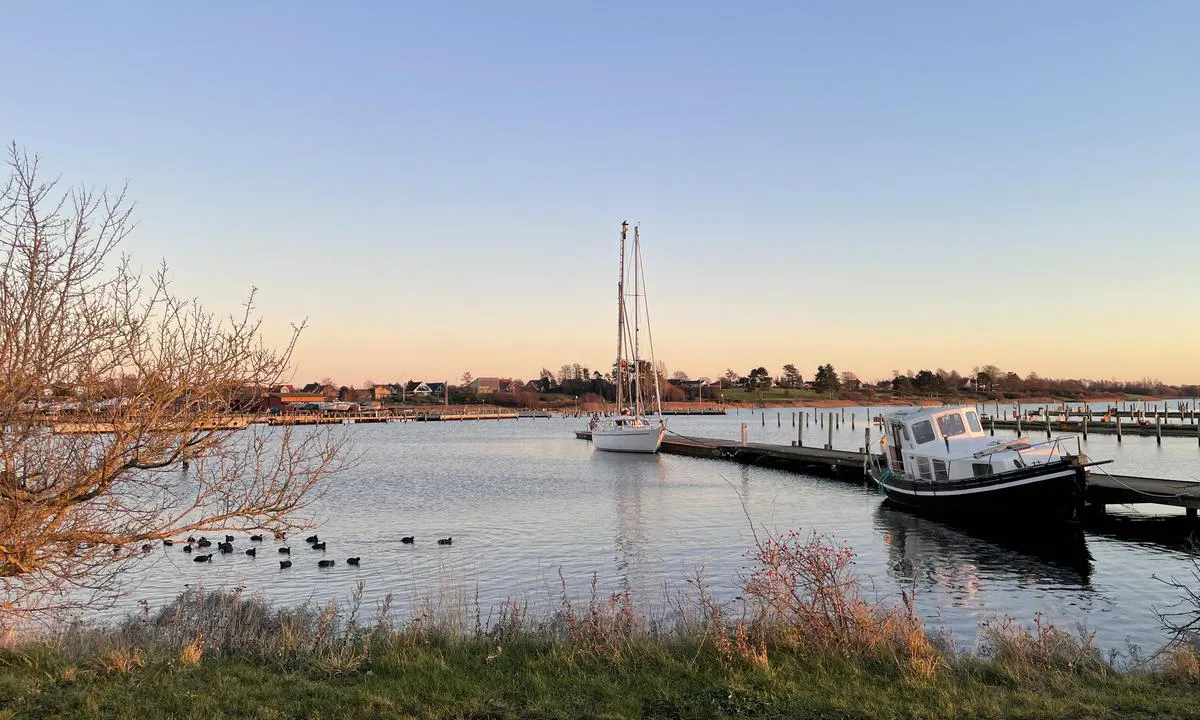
[574,432,1200,517]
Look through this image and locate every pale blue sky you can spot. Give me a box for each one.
[4,2,1198,384]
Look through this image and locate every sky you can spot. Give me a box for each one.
[3,1,1198,386]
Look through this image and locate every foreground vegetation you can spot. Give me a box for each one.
[3,532,1197,719]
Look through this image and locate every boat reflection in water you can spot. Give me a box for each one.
[875,502,1094,593]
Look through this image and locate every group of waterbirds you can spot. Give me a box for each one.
[161,531,453,570]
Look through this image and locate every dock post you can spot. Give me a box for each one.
[777,412,780,427]
[836,414,840,429]
[1157,411,1162,445]
[1116,414,1122,443]
[1046,412,1052,438]
[797,416,803,447]
[851,413,856,430]
[1082,409,1088,440]
[989,415,995,436]
[826,413,833,450]
[761,412,765,427]
[741,423,748,447]
[792,412,795,427]
[865,427,871,456]
[806,412,809,427]
[1016,411,1021,436]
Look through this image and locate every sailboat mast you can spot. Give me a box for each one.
[615,222,627,412]
[632,225,642,417]
[636,234,663,418]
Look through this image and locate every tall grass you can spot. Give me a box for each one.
[2,527,1197,706]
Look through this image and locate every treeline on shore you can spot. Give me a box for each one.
[3,531,1198,718]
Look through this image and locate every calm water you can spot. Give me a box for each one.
[113,409,1200,653]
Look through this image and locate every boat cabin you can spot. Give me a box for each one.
[883,406,1067,482]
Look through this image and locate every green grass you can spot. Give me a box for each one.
[1,638,1198,719]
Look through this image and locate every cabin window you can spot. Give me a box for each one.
[965,411,982,433]
[936,413,967,438]
[932,459,949,481]
[912,421,935,444]
[902,425,912,442]
[915,456,933,480]
[971,462,992,478]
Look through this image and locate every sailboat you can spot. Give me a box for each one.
[589,221,666,453]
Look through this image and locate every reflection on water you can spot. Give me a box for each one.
[876,503,1093,590]
[92,414,1200,653]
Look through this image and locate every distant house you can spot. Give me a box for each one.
[370,384,391,401]
[469,377,502,394]
[411,381,447,398]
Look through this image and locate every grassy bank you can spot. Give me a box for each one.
[3,531,1197,719]
[3,636,1199,719]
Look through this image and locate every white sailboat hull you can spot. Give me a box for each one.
[592,422,665,453]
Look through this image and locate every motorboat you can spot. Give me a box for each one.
[874,405,1106,523]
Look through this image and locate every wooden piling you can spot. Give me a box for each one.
[851,413,856,430]
[777,412,780,427]
[1156,411,1162,445]
[741,423,748,446]
[826,413,833,450]
[761,412,765,427]
[1116,414,1122,443]
[1082,407,1088,439]
[990,415,995,436]
[797,415,803,447]
[1016,410,1021,436]
[1046,411,1052,438]
[836,414,840,429]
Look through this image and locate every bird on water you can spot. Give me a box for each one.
[278,547,291,555]
[311,542,326,551]
[437,537,452,546]
[305,535,319,543]
[193,554,213,563]
[346,557,360,566]
[245,548,257,557]
[279,560,292,569]
[318,559,335,568]
[250,534,263,542]
[401,536,414,544]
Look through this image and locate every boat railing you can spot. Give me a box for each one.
[936,435,1083,480]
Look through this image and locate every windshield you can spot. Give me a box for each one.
[936,413,967,437]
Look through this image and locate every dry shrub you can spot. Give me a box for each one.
[488,597,532,646]
[711,612,769,670]
[1157,644,1200,681]
[742,529,939,677]
[97,646,143,675]
[557,572,641,660]
[177,634,204,666]
[979,614,1107,679]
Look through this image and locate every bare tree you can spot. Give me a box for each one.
[0,145,348,618]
